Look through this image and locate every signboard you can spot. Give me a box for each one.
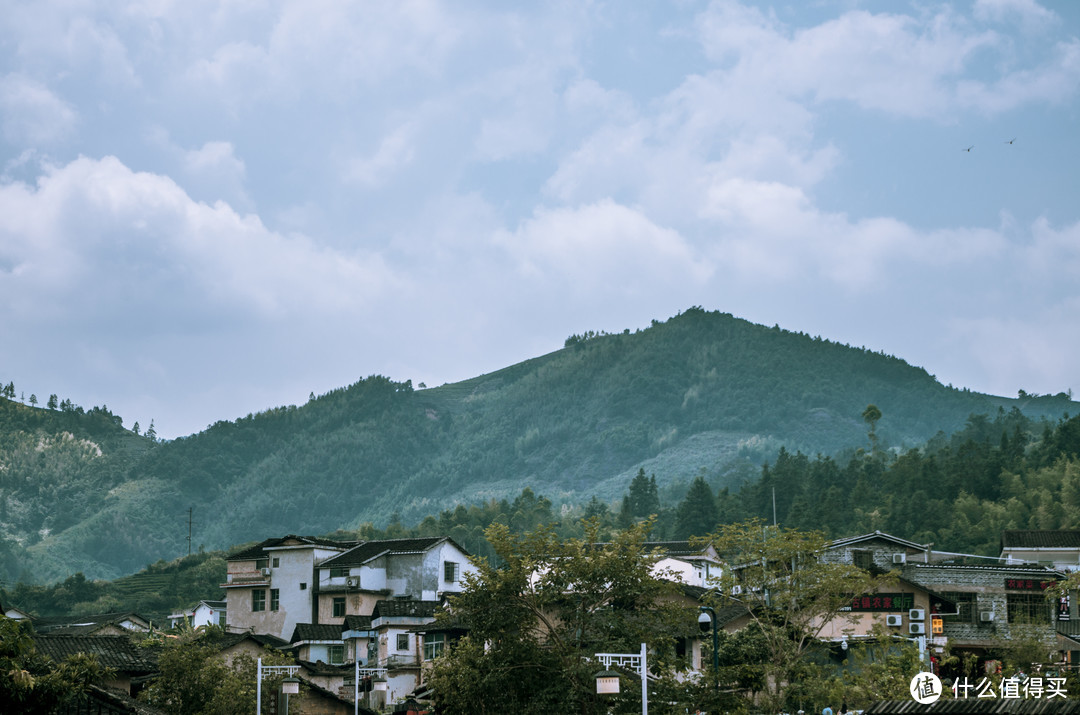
[846,593,916,612]
[1005,578,1057,590]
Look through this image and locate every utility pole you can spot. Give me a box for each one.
[187,507,193,556]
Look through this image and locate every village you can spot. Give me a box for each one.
[6,525,1080,713]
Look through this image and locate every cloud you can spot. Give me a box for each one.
[0,155,394,328]
[495,199,710,292]
[0,74,78,146]
[974,0,1059,31]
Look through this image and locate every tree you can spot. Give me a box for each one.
[427,520,694,714]
[696,519,889,712]
[28,394,37,408]
[673,475,719,539]
[0,616,112,710]
[145,420,157,442]
[862,404,883,453]
[47,394,57,410]
[140,628,297,715]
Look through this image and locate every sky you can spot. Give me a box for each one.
[1,0,1079,439]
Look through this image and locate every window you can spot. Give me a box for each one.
[300,583,307,590]
[330,567,347,579]
[270,589,280,612]
[424,633,445,660]
[444,561,460,583]
[255,557,268,571]
[328,645,345,665]
[1008,593,1050,624]
[397,633,411,651]
[218,612,226,627]
[333,597,346,618]
[272,557,280,568]
[940,592,977,623]
[252,589,266,612]
[852,550,873,571]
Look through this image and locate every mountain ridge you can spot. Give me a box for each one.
[1,307,1074,583]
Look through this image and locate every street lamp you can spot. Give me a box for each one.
[698,606,719,687]
[281,676,300,715]
[594,642,648,715]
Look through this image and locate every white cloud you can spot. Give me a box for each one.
[0,74,78,146]
[0,156,394,326]
[346,122,418,187]
[974,0,1058,31]
[495,199,710,292]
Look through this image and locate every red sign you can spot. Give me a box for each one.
[1004,578,1057,590]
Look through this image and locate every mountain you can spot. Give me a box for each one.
[2,307,1075,583]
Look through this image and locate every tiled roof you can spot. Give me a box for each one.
[33,635,157,673]
[216,632,289,651]
[905,562,1064,575]
[644,541,711,557]
[290,623,344,643]
[320,537,457,568]
[829,531,929,551]
[227,535,359,561]
[344,615,373,630]
[1001,529,1080,549]
[372,599,441,619]
[35,612,150,635]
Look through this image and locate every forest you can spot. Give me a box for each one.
[7,406,1080,624]
[0,307,1075,587]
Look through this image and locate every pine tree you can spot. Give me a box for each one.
[674,476,719,539]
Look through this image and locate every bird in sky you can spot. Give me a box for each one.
[963,145,974,152]
[1005,138,1016,144]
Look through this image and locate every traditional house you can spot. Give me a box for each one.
[1001,530,1080,572]
[168,599,227,630]
[32,634,158,698]
[646,540,724,587]
[35,611,153,636]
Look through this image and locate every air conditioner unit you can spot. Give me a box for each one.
[347,577,359,588]
[980,611,995,623]
[886,615,903,627]
[909,608,925,621]
[892,553,906,564]
[731,585,743,596]
[909,623,926,635]
[260,567,271,577]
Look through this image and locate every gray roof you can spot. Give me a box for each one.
[228,535,360,561]
[290,623,344,644]
[33,635,157,674]
[320,537,463,568]
[1001,529,1080,550]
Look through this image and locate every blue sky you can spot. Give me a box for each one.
[1,0,1078,438]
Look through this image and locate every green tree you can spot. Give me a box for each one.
[140,628,297,715]
[0,616,112,711]
[862,404,883,453]
[28,394,37,408]
[673,476,719,539]
[47,394,57,410]
[427,519,694,714]
[696,519,888,713]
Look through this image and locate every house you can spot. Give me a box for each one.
[1001,530,1080,572]
[222,535,361,640]
[168,599,227,630]
[646,540,723,587]
[823,530,1065,666]
[32,634,158,698]
[223,535,476,643]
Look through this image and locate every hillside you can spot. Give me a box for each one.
[3,307,1075,583]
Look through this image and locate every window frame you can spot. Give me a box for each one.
[332,597,346,618]
[444,561,460,583]
[270,589,280,612]
[423,633,445,660]
[252,589,266,612]
[328,644,345,665]
[396,633,411,651]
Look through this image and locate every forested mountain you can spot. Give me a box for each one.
[1,307,1074,584]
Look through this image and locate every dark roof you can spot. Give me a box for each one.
[216,631,290,651]
[830,531,929,551]
[319,537,461,568]
[33,635,157,673]
[1001,529,1080,550]
[290,623,344,643]
[905,562,1064,576]
[344,615,373,630]
[644,541,712,557]
[79,685,170,715]
[373,599,441,619]
[299,659,353,676]
[35,612,150,635]
[227,535,360,561]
